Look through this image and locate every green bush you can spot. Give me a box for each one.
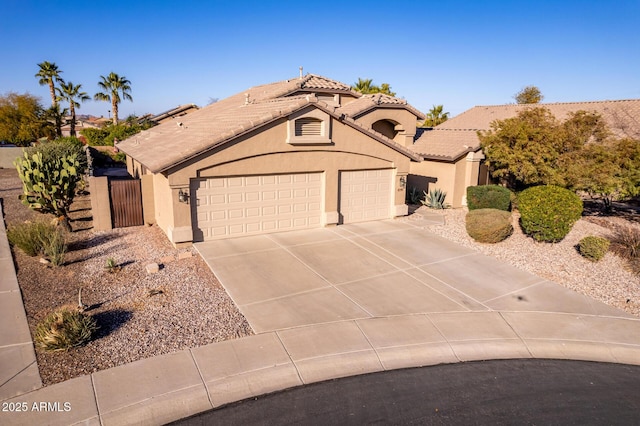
[578,236,610,262]
[467,185,511,211]
[34,306,97,352]
[7,221,58,257]
[24,137,87,174]
[518,185,583,242]
[406,187,423,204]
[465,209,513,243]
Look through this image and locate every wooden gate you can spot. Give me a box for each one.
[109,179,144,228]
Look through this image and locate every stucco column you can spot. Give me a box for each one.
[167,184,193,245]
[394,172,409,216]
[462,150,485,205]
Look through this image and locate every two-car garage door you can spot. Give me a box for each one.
[194,169,393,241]
[194,173,322,240]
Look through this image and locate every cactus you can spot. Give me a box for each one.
[14,150,80,228]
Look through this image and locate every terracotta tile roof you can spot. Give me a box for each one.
[119,76,421,173]
[411,99,640,161]
[337,93,426,120]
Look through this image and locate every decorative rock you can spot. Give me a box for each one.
[145,263,160,274]
[178,252,193,260]
[39,258,51,265]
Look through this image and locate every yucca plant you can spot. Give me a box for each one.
[421,188,449,209]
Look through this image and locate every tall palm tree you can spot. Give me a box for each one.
[423,105,450,127]
[57,81,90,137]
[35,61,64,107]
[94,72,133,125]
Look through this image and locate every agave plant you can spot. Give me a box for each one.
[421,189,449,209]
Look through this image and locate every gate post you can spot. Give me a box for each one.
[89,176,112,231]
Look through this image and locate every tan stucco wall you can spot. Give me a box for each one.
[353,109,418,147]
[152,172,174,236]
[0,147,23,169]
[408,150,484,208]
[155,111,413,243]
[88,176,112,231]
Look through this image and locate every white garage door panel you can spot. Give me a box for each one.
[340,169,393,224]
[195,173,322,240]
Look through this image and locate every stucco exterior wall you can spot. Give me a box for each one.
[352,109,418,147]
[152,172,174,236]
[153,112,413,244]
[408,150,484,208]
[0,147,23,169]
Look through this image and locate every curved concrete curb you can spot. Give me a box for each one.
[2,311,639,426]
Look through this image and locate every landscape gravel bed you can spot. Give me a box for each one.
[1,169,253,386]
[409,206,640,317]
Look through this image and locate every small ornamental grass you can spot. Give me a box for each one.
[465,208,513,243]
[7,221,66,264]
[34,306,97,352]
[577,236,610,262]
[610,225,640,275]
[518,185,583,243]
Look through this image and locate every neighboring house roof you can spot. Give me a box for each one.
[149,104,199,124]
[337,93,426,120]
[119,77,422,173]
[412,99,640,161]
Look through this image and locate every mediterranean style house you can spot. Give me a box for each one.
[118,73,640,246]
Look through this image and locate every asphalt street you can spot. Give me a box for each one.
[171,359,640,425]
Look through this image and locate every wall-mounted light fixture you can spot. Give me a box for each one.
[178,189,189,204]
[399,176,406,189]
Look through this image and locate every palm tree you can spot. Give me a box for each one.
[57,81,90,137]
[423,105,450,127]
[351,78,375,94]
[94,72,133,125]
[35,61,64,107]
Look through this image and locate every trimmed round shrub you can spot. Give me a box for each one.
[518,186,583,243]
[467,185,511,211]
[34,306,97,352]
[578,236,610,262]
[465,208,513,243]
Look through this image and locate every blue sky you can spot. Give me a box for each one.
[2,0,638,118]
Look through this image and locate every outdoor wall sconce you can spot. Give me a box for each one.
[178,189,189,204]
[399,176,406,189]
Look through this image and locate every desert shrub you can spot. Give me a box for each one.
[422,188,449,209]
[465,208,513,243]
[7,221,57,256]
[578,236,610,262]
[610,225,640,275]
[467,185,511,211]
[24,137,87,174]
[34,306,97,352]
[40,226,67,266]
[518,185,583,242]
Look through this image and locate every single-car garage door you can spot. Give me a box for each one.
[194,173,322,240]
[339,169,393,224]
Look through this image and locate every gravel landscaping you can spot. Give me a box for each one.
[1,169,253,386]
[408,205,640,317]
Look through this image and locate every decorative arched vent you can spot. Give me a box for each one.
[295,117,323,137]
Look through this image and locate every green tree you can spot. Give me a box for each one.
[57,82,90,137]
[0,92,51,146]
[94,72,133,125]
[423,105,450,127]
[351,78,396,96]
[479,107,562,189]
[514,85,543,104]
[35,61,64,107]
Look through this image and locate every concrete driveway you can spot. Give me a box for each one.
[195,220,629,333]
